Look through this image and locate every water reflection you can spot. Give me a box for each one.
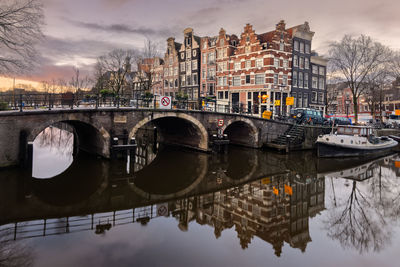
[32,124,74,179]
[324,154,400,254]
[2,146,400,265]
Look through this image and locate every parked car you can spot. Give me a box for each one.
[325,117,352,126]
[289,108,325,125]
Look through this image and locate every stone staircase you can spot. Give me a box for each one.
[267,124,305,152]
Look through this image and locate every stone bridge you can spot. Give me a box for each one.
[0,108,328,168]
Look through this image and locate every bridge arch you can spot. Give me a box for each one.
[28,118,111,158]
[129,112,208,151]
[222,117,259,148]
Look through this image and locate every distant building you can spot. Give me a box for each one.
[287,22,327,114]
[163,37,181,98]
[178,28,201,101]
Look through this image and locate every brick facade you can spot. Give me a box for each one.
[215,21,292,116]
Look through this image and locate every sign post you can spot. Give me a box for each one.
[159,96,172,109]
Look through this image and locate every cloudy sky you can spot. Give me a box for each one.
[4,0,400,87]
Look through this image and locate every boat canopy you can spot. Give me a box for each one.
[337,126,373,136]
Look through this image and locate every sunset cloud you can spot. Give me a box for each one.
[7,0,400,87]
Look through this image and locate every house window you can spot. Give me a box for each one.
[175,79,178,87]
[245,46,251,53]
[218,77,223,86]
[305,58,309,69]
[234,62,241,71]
[283,59,288,68]
[187,75,191,86]
[300,42,304,53]
[283,75,287,86]
[180,75,185,86]
[246,36,250,42]
[246,60,251,69]
[280,41,284,51]
[186,50,191,59]
[218,91,223,99]
[247,92,252,99]
[192,60,197,70]
[300,57,304,69]
[319,67,325,75]
[274,58,279,68]
[181,53,185,60]
[256,58,263,68]
[312,76,318,88]
[303,93,308,107]
[304,73,309,88]
[233,76,241,86]
[305,44,310,54]
[224,48,227,57]
[164,80,168,87]
[174,67,178,75]
[164,68,168,76]
[312,92,317,102]
[293,71,298,87]
[299,72,303,87]
[202,53,207,64]
[223,77,227,86]
[193,73,198,85]
[273,74,278,85]
[202,70,206,79]
[193,50,197,57]
[180,62,185,72]
[218,49,223,59]
[318,93,323,103]
[169,79,173,88]
[294,55,298,67]
[203,42,207,49]
[169,68,173,76]
[319,77,325,89]
[312,65,318,74]
[255,74,264,84]
[294,40,299,51]
[292,92,297,107]
[246,75,251,84]
[225,91,228,99]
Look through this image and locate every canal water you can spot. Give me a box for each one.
[1,126,400,267]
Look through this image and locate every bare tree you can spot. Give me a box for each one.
[93,58,108,95]
[0,0,44,74]
[328,35,392,123]
[362,67,392,120]
[389,51,400,78]
[97,49,136,97]
[134,39,161,97]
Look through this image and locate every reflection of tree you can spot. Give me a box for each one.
[0,230,34,267]
[326,180,390,253]
[34,123,74,158]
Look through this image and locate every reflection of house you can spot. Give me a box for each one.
[166,175,325,256]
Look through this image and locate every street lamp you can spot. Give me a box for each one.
[345,98,350,118]
[278,84,286,118]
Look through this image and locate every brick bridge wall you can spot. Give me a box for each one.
[0,108,328,168]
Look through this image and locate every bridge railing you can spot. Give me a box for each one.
[0,92,292,120]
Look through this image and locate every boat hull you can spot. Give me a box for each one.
[317,142,396,158]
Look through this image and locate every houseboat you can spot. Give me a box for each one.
[316,126,398,158]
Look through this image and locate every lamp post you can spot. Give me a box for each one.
[345,99,350,118]
[278,84,286,117]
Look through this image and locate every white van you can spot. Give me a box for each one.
[387,114,400,126]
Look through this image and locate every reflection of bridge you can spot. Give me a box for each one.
[0,108,328,167]
[0,173,325,257]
